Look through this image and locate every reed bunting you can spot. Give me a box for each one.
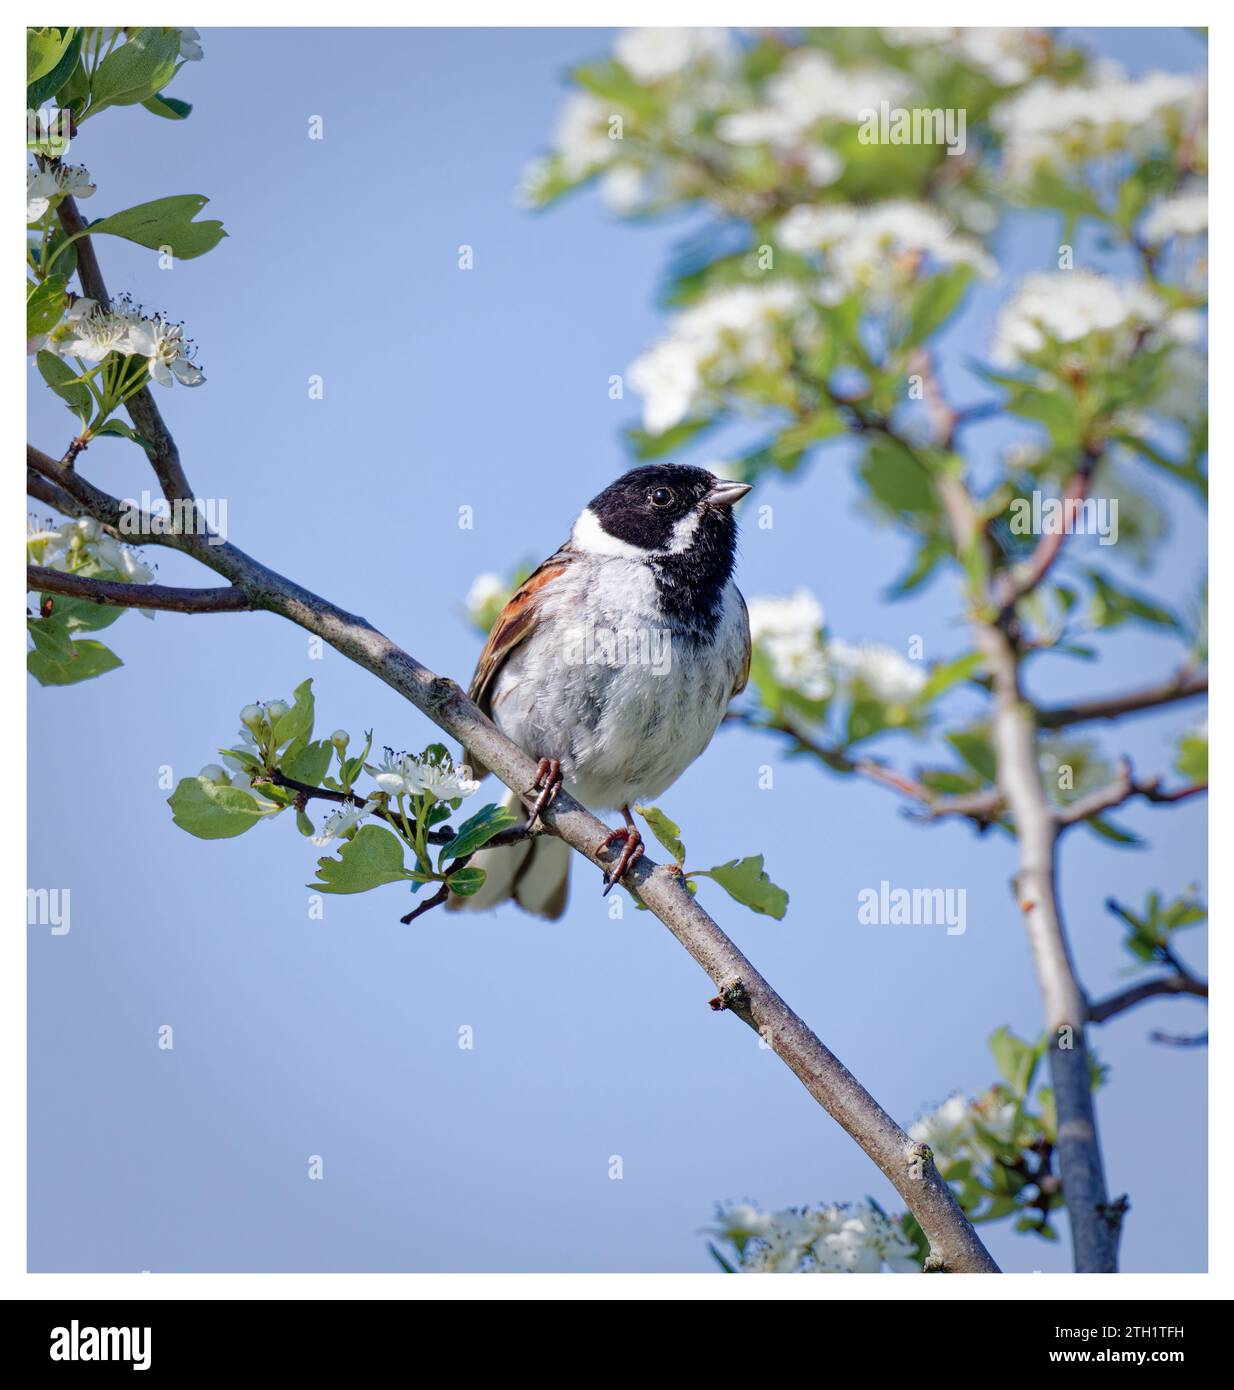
[450,463,752,918]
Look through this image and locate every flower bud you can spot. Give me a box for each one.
[266,699,290,720]
[199,763,227,783]
[330,729,349,749]
[239,703,264,730]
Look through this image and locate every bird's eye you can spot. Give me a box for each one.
[649,487,675,509]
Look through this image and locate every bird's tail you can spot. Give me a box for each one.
[445,788,570,919]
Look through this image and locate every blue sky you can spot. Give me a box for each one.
[28,27,1207,1273]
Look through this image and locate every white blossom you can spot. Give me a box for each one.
[725,1200,919,1274]
[778,200,994,306]
[27,163,95,223]
[178,27,203,61]
[126,313,204,387]
[884,27,1045,87]
[718,49,910,150]
[373,749,480,803]
[311,800,369,847]
[990,270,1191,368]
[747,587,832,702]
[628,283,806,433]
[1140,189,1208,244]
[465,572,508,619]
[828,638,926,705]
[992,68,1200,178]
[27,516,154,586]
[551,92,617,179]
[613,27,734,84]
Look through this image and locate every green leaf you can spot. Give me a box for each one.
[1085,815,1144,847]
[627,415,714,460]
[27,27,75,84]
[860,436,938,518]
[27,615,74,662]
[36,349,91,425]
[445,865,487,896]
[902,265,973,348]
[919,651,984,704]
[28,28,84,109]
[988,1026,1039,1097]
[1176,733,1208,783]
[168,776,272,839]
[27,274,67,341]
[281,738,332,788]
[143,92,192,119]
[27,636,122,685]
[438,802,521,863]
[695,855,788,920]
[946,729,997,784]
[1086,569,1178,631]
[634,804,686,864]
[87,194,227,261]
[273,678,314,749]
[37,591,124,634]
[311,824,412,894]
[88,28,180,116]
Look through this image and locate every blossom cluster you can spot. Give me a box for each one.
[991,65,1202,180]
[746,587,926,708]
[28,515,154,586]
[713,1198,920,1273]
[628,284,808,435]
[778,199,995,307]
[40,294,205,388]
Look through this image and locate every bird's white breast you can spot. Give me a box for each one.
[487,550,746,810]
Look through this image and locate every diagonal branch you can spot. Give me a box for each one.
[25,442,998,1274]
[1038,669,1207,730]
[29,565,249,614]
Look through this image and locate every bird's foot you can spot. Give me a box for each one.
[600,824,644,897]
[527,757,562,828]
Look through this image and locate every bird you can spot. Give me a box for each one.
[449,462,752,919]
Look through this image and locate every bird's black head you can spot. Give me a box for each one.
[579,463,751,557]
[573,463,752,633]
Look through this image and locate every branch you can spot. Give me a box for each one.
[1088,973,1208,1024]
[925,461,1119,1271]
[55,195,193,502]
[997,448,1101,617]
[1056,759,1208,828]
[1038,669,1208,730]
[28,565,249,614]
[28,446,997,1274]
[725,711,1005,828]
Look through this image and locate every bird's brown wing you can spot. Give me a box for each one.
[731,587,752,699]
[463,545,573,779]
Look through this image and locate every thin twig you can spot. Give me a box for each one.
[1088,973,1208,1024]
[1038,669,1207,730]
[28,564,248,614]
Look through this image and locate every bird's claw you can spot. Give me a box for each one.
[527,757,562,828]
[600,825,644,897]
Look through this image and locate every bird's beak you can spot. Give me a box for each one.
[708,480,753,508]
